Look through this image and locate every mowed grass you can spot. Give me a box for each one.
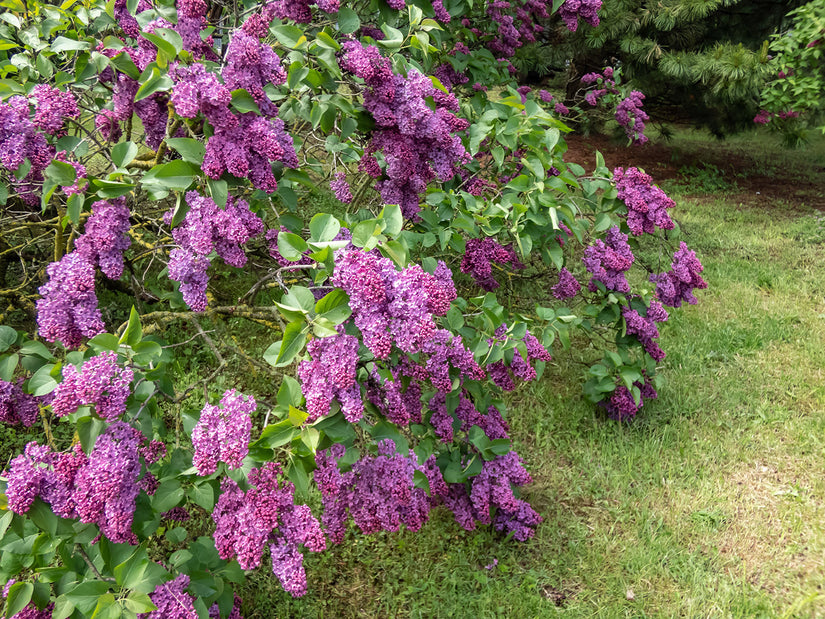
[252,132,825,618]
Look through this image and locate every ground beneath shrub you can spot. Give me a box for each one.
[564,132,825,211]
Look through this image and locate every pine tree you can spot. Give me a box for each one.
[518,0,808,135]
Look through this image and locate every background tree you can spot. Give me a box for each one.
[516,0,808,135]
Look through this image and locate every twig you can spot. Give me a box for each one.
[74,545,116,583]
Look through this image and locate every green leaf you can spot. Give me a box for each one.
[109,52,140,80]
[189,481,215,511]
[308,213,340,242]
[135,66,173,102]
[0,354,18,381]
[206,177,227,207]
[379,204,403,237]
[64,581,111,614]
[67,193,84,225]
[593,212,613,233]
[90,179,135,198]
[152,480,184,512]
[51,36,89,52]
[77,416,107,452]
[28,363,57,396]
[114,552,148,590]
[337,6,360,33]
[90,593,120,619]
[351,220,382,249]
[230,88,260,115]
[164,138,204,165]
[119,306,142,347]
[89,333,120,352]
[277,231,308,262]
[0,325,17,352]
[165,526,188,544]
[271,322,308,367]
[270,24,305,48]
[5,582,33,618]
[44,159,77,186]
[52,596,75,619]
[122,592,156,614]
[141,160,196,191]
[314,289,351,324]
[18,340,55,360]
[111,141,138,168]
[257,419,297,448]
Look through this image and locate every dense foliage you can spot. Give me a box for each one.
[0,0,707,615]
[529,0,807,135]
[757,0,825,145]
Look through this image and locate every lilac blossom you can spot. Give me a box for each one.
[558,0,601,32]
[74,198,132,279]
[36,253,105,349]
[460,237,525,291]
[0,380,39,427]
[297,332,362,422]
[615,91,649,144]
[30,84,79,136]
[552,267,581,299]
[314,441,447,544]
[621,299,668,361]
[140,574,197,619]
[211,462,325,595]
[51,351,134,420]
[330,172,352,203]
[192,389,255,475]
[582,226,634,294]
[613,167,675,235]
[603,373,658,420]
[649,242,707,307]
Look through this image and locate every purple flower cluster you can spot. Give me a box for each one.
[314,441,447,544]
[175,0,215,58]
[442,452,541,541]
[113,0,151,38]
[331,249,457,360]
[75,198,132,279]
[297,332,362,422]
[30,84,79,136]
[557,0,601,32]
[582,226,634,294]
[0,380,39,427]
[140,574,197,619]
[649,242,707,307]
[167,192,264,311]
[51,351,134,420]
[5,422,143,543]
[212,463,325,596]
[753,109,772,125]
[460,237,525,291]
[222,31,287,116]
[0,96,53,205]
[486,326,552,392]
[192,389,255,475]
[613,167,675,235]
[615,91,649,144]
[621,299,668,361]
[552,267,581,299]
[603,374,657,420]
[341,41,470,220]
[366,364,424,426]
[329,172,353,203]
[36,252,105,349]
[428,391,509,443]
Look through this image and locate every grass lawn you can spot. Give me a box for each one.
[254,129,825,618]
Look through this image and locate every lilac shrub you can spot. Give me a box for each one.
[192,389,256,474]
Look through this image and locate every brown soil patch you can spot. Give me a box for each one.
[715,460,825,597]
[563,133,825,211]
